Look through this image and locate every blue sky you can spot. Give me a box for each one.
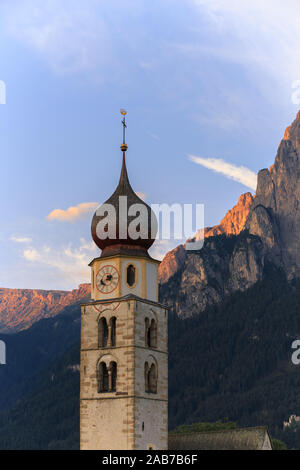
[0,0,300,290]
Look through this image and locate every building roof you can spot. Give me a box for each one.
[91,153,157,258]
[81,292,169,310]
[168,427,272,451]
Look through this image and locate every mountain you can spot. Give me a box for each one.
[1,113,300,449]
[1,269,300,449]
[0,303,80,411]
[160,112,300,317]
[246,111,300,278]
[0,191,254,332]
[158,245,186,286]
[204,192,254,238]
[0,284,90,333]
[0,191,253,333]
[158,192,254,285]
[0,344,79,449]
[168,268,300,449]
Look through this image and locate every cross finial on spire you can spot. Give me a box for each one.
[120,109,128,152]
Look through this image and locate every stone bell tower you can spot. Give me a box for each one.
[80,111,168,450]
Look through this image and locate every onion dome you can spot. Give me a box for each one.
[91,112,157,258]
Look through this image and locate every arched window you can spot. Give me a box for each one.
[109,317,117,347]
[144,361,149,392]
[99,318,108,348]
[109,361,117,392]
[148,364,157,393]
[126,264,136,287]
[145,362,157,394]
[98,361,117,393]
[145,318,157,348]
[98,362,109,392]
[149,319,157,348]
[145,318,150,347]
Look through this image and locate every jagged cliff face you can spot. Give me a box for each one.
[0,284,90,333]
[158,245,186,285]
[158,191,263,317]
[158,192,254,285]
[247,111,300,278]
[205,192,254,238]
[2,114,300,327]
[159,233,264,317]
[160,112,300,317]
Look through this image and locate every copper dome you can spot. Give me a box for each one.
[91,154,158,258]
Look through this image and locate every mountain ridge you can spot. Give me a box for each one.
[2,112,300,328]
[160,111,300,317]
[0,284,90,333]
[158,192,254,285]
[0,192,254,333]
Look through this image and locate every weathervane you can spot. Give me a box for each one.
[120,109,128,152]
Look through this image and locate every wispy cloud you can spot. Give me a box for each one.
[47,202,98,222]
[192,0,300,87]
[0,0,145,79]
[23,238,98,285]
[2,0,113,76]
[147,131,160,141]
[189,154,257,190]
[11,236,32,244]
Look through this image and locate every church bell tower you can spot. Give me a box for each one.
[80,111,168,450]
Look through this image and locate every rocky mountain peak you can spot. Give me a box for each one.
[158,192,254,285]
[247,110,300,278]
[283,110,300,142]
[160,111,300,317]
[205,192,254,238]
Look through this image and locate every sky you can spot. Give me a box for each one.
[0,0,300,290]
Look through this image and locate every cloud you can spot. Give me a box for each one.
[47,202,98,222]
[0,0,146,79]
[136,192,146,201]
[147,131,160,141]
[11,236,32,243]
[189,154,257,190]
[191,0,300,87]
[1,0,113,76]
[149,240,179,261]
[23,238,98,285]
[21,236,175,287]
[3,0,300,92]
[23,248,40,261]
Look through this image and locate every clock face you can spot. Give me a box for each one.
[96,265,119,294]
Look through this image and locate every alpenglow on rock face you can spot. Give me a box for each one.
[246,111,300,279]
[158,192,254,286]
[160,111,300,317]
[205,192,254,238]
[0,284,90,333]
